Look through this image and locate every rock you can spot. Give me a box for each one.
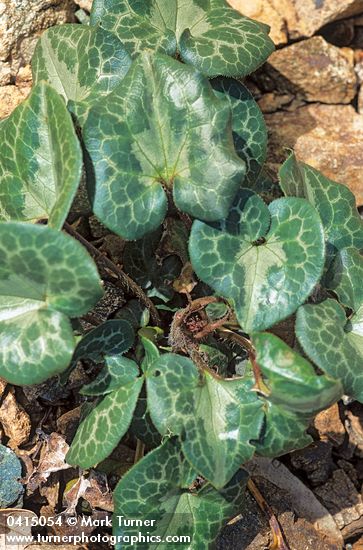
[75,0,92,11]
[227,0,291,45]
[0,0,75,76]
[255,36,356,104]
[288,0,363,38]
[265,103,363,205]
[345,404,363,457]
[359,86,363,114]
[257,92,294,113]
[0,388,31,448]
[0,83,31,119]
[314,469,363,530]
[290,442,334,486]
[0,61,11,85]
[313,403,346,448]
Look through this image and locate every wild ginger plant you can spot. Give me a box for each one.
[0,0,362,547]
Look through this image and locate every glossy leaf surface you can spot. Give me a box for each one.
[67,377,143,468]
[326,247,363,311]
[32,24,132,124]
[84,52,245,239]
[252,332,342,413]
[0,83,82,228]
[212,78,267,184]
[113,439,242,549]
[81,355,139,396]
[190,190,325,332]
[0,223,103,385]
[146,353,263,488]
[296,299,363,402]
[90,0,274,77]
[280,153,363,257]
[72,320,135,365]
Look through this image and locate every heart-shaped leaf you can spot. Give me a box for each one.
[146,354,263,488]
[0,82,82,229]
[0,222,103,385]
[72,319,135,365]
[252,332,342,414]
[211,78,267,184]
[90,0,274,78]
[32,24,132,124]
[66,375,143,468]
[189,189,325,332]
[280,153,363,258]
[296,299,363,402]
[113,439,244,549]
[326,247,363,311]
[252,333,341,457]
[84,52,245,240]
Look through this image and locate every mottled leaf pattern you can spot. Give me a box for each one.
[145,354,199,436]
[254,402,312,458]
[0,83,82,229]
[113,439,242,549]
[91,0,274,77]
[67,377,143,468]
[146,353,263,488]
[72,320,135,365]
[84,52,245,239]
[81,355,139,396]
[212,78,267,184]
[0,223,103,385]
[280,153,363,258]
[296,299,363,402]
[190,189,325,332]
[32,24,132,124]
[326,247,363,311]
[252,332,342,413]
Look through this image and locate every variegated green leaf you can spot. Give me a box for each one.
[326,247,363,312]
[146,354,263,488]
[254,402,312,457]
[91,0,274,77]
[189,189,325,332]
[84,52,245,240]
[0,82,82,229]
[280,153,363,258]
[67,376,143,468]
[296,299,363,402]
[113,439,243,549]
[32,24,132,125]
[72,319,135,365]
[81,354,139,396]
[252,332,342,413]
[0,222,103,385]
[129,397,162,448]
[212,78,267,184]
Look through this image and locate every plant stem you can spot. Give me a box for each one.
[63,222,161,327]
[247,478,290,550]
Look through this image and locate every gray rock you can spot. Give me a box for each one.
[0,0,75,75]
